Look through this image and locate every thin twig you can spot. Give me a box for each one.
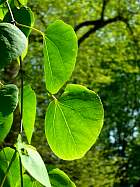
[19,156,23,187]
[16,22,44,36]
[5,0,15,25]
[19,56,24,134]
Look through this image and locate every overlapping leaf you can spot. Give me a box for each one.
[18,0,28,6]
[19,85,36,143]
[16,138,51,187]
[43,20,78,94]
[0,147,20,187]
[0,84,18,142]
[0,113,13,142]
[16,174,44,187]
[4,6,34,37]
[45,84,104,160]
[0,84,18,116]
[0,23,28,69]
[48,167,76,187]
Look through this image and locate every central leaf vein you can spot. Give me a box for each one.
[57,103,77,150]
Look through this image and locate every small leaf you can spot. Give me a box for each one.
[0,84,18,116]
[0,6,4,20]
[19,85,36,143]
[0,0,14,20]
[0,113,13,142]
[0,167,10,187]
[0,147,20,187]
[48,167,76,187]
[4,6,35,37]
[16,140,51,187]
[43,20,78,94]
[18,0,28,5]
[0,23,28,69]
[45,84,104,160]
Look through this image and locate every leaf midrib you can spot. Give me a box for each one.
[57,103,77,152]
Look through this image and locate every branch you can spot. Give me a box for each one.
[101,0,108,20]
[75,19,101,32]
[77,15,128,46]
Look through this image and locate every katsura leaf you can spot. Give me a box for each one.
[19,85,36,143]
[16,139,51,187]
[43,20,78,94]
[0,113,13,142]
[0,23,28,69]
[48,167,76,187]
[45,84,104,160]
[0,84,18,116]
[4,6,34,37]
[0,147,20,187]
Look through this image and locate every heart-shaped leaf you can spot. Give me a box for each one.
[0,84,18,116]
[0,23,28,69]
[43,20,78,94]
[4,6,34,37]
[45,84,104,160]
[16,137,51,187]
[19,85,36,143]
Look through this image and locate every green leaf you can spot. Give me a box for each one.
[0,4,5,20]
[0,167,10,186]
[0,84,18,116]
[48,167,76,187]
[0,84,17,142]
[0,0,5,5]
[4,6,35,37]
[45,84,104,160]
[0,113,13,142]
[19,85,36,143]
[0,147,20,187]
[18,0,28,5]
[16,174,44,187]
[43,20,78,94]
[0,23,28,69]
[16,139,51,187]
[0,0,15,20]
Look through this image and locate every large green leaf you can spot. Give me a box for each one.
[48,167,76,187]
[16,138,51,187]
[0,147,20,187]
[0,113,13,142]
[0,84,18,116]
[19,85,36,143]
[43,20,78,94]
[0,23,28,69]
[4,6,34,37]
[45,84,104,160]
